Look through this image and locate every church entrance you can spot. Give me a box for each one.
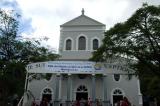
[42,94,52,102]
[112,89,124,106]
[113,95,123,105]
[41,88,53,103]
[76,85,88,100]
[76,92,88,100]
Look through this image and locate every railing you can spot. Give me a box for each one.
[17,90,35,106]
[17,96,23,106]
[27,90,35,100]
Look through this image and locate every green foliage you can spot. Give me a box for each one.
[91,4,160,103]
[91,4,160,75]
[140,75,160,105]
[0,9,59,105]
[45,73,53,81]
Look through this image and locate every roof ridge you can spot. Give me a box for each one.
[83,15,105,25]
[61,15,82,26]
[60,14,105,27]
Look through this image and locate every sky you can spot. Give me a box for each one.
[0,0,160,52]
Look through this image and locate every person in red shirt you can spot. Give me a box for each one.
[121,97,131,106]
[40,98,48,106]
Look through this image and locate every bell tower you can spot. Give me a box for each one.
[59,10,105,60]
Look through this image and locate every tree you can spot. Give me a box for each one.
[91,4,160,104]
[0,9,59,105]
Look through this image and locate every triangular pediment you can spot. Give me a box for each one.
[61,15,105,26]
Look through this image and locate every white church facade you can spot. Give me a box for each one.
[22,10,143,106]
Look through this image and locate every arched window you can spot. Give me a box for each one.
[43,88,52,94]
[93,39,99,50]
[66,39,72,50]
[78,36,86,50]
[77,85,88,92]
[113,89,123,95]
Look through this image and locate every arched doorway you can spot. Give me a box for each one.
[76,85,88,100]
[112,89,124,106]
[41,88,53,103]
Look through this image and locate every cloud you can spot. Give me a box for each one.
[0,0,34,35]
[0,0,19,10]
[142,0,160,5]
[18,18,34,34]
[1,0,160,51]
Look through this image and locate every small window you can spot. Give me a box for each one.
[78,36,86,50]
[114,74,120,81]
[113,89,122,95]
[77,85,87,92]
[43,88,52,94]
[93,39,99,50]
[66,39,72,50]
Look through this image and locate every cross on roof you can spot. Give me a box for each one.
[81,8,84,15]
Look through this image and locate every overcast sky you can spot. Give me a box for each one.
[1,0,160,52]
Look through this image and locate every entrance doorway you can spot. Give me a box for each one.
[76,92,88,100]
[41,88,53,103]
[76,85,88,100]
[42,94,52,102]
[112,89,124,106]
[113,95,123,105]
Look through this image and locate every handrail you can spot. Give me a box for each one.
[17,96,24,106]
[17,90,35,106]
[27,90,35,99]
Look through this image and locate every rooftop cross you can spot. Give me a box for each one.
[81,8,84,15]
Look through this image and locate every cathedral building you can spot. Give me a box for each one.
[23,9,143,106]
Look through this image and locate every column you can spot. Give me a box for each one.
[67,74,71,106]
[92,74,96,106]
[137,79,143,105]
[54,74,60,106]
[103,74,107,106]
[59,74,62,103]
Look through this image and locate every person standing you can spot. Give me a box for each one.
[80,98,85,106]
[40,98,48,106]
[87,98,92,106]
[121,97,131,106]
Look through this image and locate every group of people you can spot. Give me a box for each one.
[32,96,131,106]
[73,98,91,106]
[73,98,102,106]
[32,98,51,106]
[114,97,131,106]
